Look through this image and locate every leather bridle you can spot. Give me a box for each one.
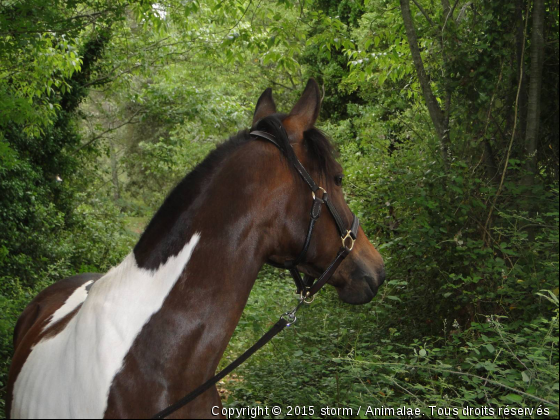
[251,122,360,300]
[152,122,360,419]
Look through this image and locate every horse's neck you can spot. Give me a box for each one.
[104,146,283,401]
[105,213,269,400]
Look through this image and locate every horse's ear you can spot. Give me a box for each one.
[284,78,321,141]
[252,88,277,127]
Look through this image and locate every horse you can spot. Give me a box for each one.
[6,78,385,419]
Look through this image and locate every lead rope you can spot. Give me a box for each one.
[151,299,306,419]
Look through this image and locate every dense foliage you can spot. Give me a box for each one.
[1,0,558,418]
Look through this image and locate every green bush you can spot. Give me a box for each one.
[222,276,558,418]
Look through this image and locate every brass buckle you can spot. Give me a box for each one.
[341,230,356,251]
[311,187,327,201]
[300,290,315,304]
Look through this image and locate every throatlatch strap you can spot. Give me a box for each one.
[303,274,315,289]
[285,196,323,269]
[288,267,306,294]
[307,247,350,297]
[152,318,289,419]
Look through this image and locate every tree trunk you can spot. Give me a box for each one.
[515,0,528,142]
[400,0,450,165]
[483,139,499,181]
[524,0,545,182]
[110,140,121,201]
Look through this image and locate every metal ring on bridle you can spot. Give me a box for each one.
[311,187,327,201]
[281,310,297,326]
[300,290,315,304]
[341,230,356,251]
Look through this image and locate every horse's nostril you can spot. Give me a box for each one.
[376,266,386,286]
[364,276,378,295]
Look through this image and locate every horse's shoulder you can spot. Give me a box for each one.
[13,273,104,350]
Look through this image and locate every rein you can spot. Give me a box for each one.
[152,125,359,419]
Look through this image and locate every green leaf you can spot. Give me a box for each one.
[504,394,523,403]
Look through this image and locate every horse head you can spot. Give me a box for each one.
[252,79,385,304]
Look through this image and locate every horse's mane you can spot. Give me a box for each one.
[133,114,338,269]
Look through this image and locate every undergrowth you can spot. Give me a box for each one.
[221,269,559,419]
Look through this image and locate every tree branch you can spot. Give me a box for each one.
[524,0,546,181]
[442,0,460,34]
[483,6,529,243]
[400,0,449,166]
[411,0,436,26]
[74,109,143,154]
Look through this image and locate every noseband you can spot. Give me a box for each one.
[251,123,360,300]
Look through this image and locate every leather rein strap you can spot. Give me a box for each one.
[250,130,360,300]
[152,318,289,419]
[151,128,359,419]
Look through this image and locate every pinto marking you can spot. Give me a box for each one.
[11,233,201,419]
[42,280,94,332]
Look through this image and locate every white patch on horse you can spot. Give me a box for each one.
[42,280,94,332]
[11,233,201,419]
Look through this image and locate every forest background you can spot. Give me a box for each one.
[0,0,558,418]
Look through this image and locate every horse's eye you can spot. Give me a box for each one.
[334,174,344,186]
